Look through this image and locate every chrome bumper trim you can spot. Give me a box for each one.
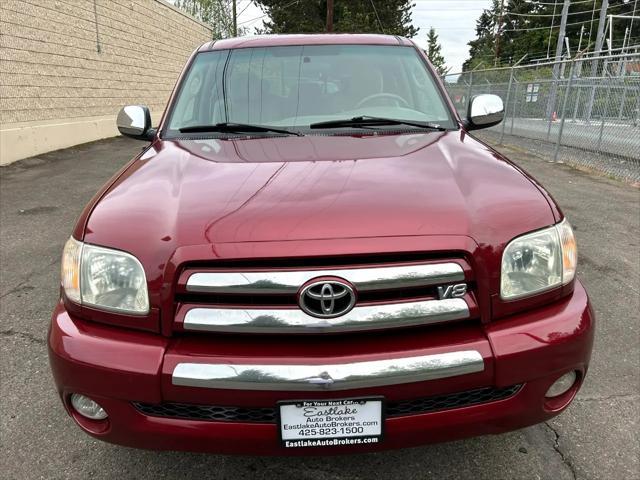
[183,298,469,333]
[172,351,484,391]
[186,263,464,294]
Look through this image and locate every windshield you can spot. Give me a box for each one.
[165,44,456,135]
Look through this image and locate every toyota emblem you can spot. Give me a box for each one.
[298,279,356,318]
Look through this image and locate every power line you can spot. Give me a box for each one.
[504,16,605,32]
[506,8,596,17]
[471,48,554,60]
[505,2,629,17]
[237,0,253,18]
[236,0,300,26]
[523,0,597,4]
[368,0,385,34]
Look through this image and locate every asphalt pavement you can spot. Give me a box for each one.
[1,135,638,480]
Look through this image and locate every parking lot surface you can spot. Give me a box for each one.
[1,136,638,480]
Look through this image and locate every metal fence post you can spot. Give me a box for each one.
[510,80,518,135]
[499,68,514,144]
[546,74,557,141]
[571,54,585,121]
[618,86,627,120]
[500,55,526,144]
[572,84,582,121]
[546,80,555,141]
[597,74,613,150]
[553,60,576,161]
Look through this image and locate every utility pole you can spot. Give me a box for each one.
[547,0,558,59]
[593,0,610,56]
[232,0,237,36]
[494,0,505,66]
[585,0,609,122]
[326,0,334,32]
[631,0,638,43]
[546,0,570,120]
[553,0,571,64]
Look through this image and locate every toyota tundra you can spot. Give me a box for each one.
[48,34,594,455]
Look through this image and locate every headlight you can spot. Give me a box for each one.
[61,237,149,314]
[61,237,82,303]
[501,218,577,300]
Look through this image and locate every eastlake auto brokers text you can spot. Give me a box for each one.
[281,401,381,448]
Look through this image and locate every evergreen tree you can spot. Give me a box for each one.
[175,0,245,38]
[463,0,500,71]
[463,0,640,71]
[254,0,419,38]
[425,27,447,76]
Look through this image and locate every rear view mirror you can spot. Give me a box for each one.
[117,105,155,140]
[465,94,504,131]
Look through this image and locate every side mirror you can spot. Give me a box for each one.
[117,105,155,140]
[464,94,504,131]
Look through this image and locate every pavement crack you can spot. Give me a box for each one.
[545,421,577,480]
[0,329,46,346]
[0,258,58,299]
[0,283,36,299]
[575,393,638,402]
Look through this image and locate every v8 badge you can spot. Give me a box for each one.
[438,283,467,299]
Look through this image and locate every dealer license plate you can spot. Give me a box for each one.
[278,397,384,449]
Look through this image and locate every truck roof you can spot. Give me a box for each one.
[198,33,414,51]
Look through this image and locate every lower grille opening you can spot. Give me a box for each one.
[386,384,522,416]
[133,385,522,423]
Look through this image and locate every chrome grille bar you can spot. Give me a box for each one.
[182,298,469,333]
[172,351,484,391]
[186,263,464,294]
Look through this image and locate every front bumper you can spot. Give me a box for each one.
[48,281,594,455]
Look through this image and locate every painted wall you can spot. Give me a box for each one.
[0,0,212,165]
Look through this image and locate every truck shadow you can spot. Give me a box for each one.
[96,424,571,480]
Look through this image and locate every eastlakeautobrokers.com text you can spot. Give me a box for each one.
[284,437,379,448]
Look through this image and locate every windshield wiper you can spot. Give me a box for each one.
[179,122,303,136]
[309,116,447,131]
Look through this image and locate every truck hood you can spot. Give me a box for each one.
[84,131,556,263]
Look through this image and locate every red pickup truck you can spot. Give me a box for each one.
[48,34,594,455]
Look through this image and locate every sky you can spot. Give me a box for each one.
[235,0,492,73]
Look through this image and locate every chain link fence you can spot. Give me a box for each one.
[443,52,640,183]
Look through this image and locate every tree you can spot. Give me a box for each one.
[462,0,640,71]
[462,0,500,71]
[254,0,419,38]
[425,27,447,76]
[175,0,246,38]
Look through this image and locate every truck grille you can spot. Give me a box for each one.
[133,385,521,423]
[174,258,476,334]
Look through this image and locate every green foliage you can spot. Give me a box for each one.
[463,0,500,71]
[254,0,419,37]
[175,0,246,38]
[463,0,640,72]
[425,27,447,76]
